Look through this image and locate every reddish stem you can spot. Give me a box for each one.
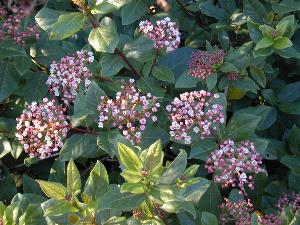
[149,48,160,76]
[114,48,141,77]
[70,127,99,135]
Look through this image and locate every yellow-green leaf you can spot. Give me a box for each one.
[36,180,67,199]
[67,159,81,197]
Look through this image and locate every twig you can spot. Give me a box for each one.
[114,48,141,77]
[82,4,141,78]
[93,76,114,83]
[70,127,99,135]
[81,155,112,176]
[149,49,159,76]
[7,153,59,171]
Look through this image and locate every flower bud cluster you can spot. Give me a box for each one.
[220,198,253,225]
[0,7,39,46]
[15,98,70,159]
[227,71,239,80]
[205,140,264,195]
[166,91,224,144]
[259,214,281,225]
[46,50,94,105]
[259,192,300,225]
[139,17,180,52]
[97,79,159,144]
[277,192,300,212]
[188,49,225,79]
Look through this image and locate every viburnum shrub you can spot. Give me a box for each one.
[1,0,300,224]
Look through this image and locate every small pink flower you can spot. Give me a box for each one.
[15,98,70,159]
[220,198,253,225]
[188,49,225,79]
[46,50,94,105]
[166,91,224,144]
[205,140,265,195]
[0,7,39,46]
[97,79,159,144]
[139,17,180,52]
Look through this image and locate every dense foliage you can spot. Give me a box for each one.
[1,0,300,224]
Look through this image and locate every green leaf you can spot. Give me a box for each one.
[255,37,274,51]
[101,185,145,211]
[117,143,143,172]
[152,66,175,83]
[100,54,124,77]
[121,0,147,25]
[121,183,145,194]
[201,212,218,225]
[141,126,169,148]
[13,56,32,75]
[220,62,238,73]
[206,73,217,91]
[72,81,106,127]
[144,140,163,172]
[67,160,81,197]
[223,113,261,141]
[274,37,293,50]
[91,0,127,14]
[159,150,187,184]
[59,134,103,161]
[199,1,228,21]
[22,175,43,195]
[0,41,26,59]
[18,204,44,225]
[254,46,274,57]
[88,17,119,53]
[277,81,300,103]
[50,12,85,40]
[35,7,66,32]
[189,139,218,160]
[0,166,17,202]
[121,169,143,183]
[272,0,300,14]
[288,125,300,156]
[250,66,266,87]
[36,180,67,200]
[84,161,109,200]
[0,62,19,102]
[247,20,262,43]
[281,155,300,174]
[278,101,300,115]
[175,71,199,88]
[231,77,259,93]
[276,15,296,37]
[244,0,267,23]
[44,200,78,217]
[123,36,154,60]
[23,72,48,103]
[197,182,222,216]
[228,189,244,203]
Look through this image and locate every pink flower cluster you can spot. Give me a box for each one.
[15,98,70,159]
[46,50,94,105]
[220,198,253,225]
[0,7,39,46]
[227,72,239,80]
[259,214,281,225]
[139,17,180,52]
[205,140,265,195]
[97,79,159,144]
[259,192,300,225]
[188,49,225,79]
[276,192,300,212]
[166,91,224,144]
